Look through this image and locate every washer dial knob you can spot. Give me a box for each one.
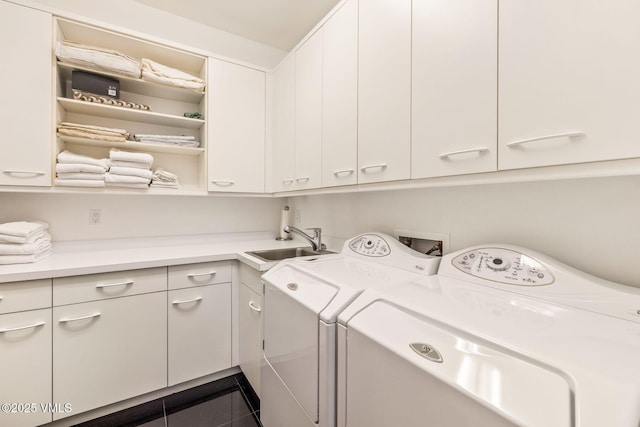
[487,257,510,271]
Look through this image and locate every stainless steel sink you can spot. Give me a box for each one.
[246,247,335,262]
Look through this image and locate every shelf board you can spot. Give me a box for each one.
[58,134,204,156]
[58,97,205,129]
[58,62,205,104]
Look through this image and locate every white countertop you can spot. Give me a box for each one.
[0,231,309,283]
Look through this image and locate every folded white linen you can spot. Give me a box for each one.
[105,182,150,189]
[57,128,128,142]
[56,163,107,174]
[56,41,141,78]
[57,150,109,170]
[108,160,151,170]
[134,137,200,147]
[56,172,105,180]
[0,236,51,255]
[150,182,180,189]
[152,168,178,182]
[55,178,106,188]
[108,167,153,180]
[141,58,205,92]
[59,122,128,136]
[0,249,52,265]
[109,149,153,168]
[105,173,150,185]
[0,221,48,244]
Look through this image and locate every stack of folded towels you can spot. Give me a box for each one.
[0,221,52,265]
[106,149,154,189]
[151,168,181,189]
[132,134,200,148]
[57,122,129,142]
[56,150,109,188]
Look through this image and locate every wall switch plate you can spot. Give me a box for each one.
[89,208,101,225]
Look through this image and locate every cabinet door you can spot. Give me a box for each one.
[208,59,266,193]
[273,55,296,192]
[358,0,411,184]
[322,0,358,187]
[53,293,167,419]
[0,2,52,186]
[499,0,640,170]
[0,309,52,427]
[412,0,497,179]
[294,30,323,190]
[239,282,263,397]
[168,283,232,386]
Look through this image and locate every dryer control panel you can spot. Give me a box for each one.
[452,248,554,286]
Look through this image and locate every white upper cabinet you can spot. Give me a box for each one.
[358,0,411,184]
[273,55,296,192]
[322,0,358,188]
[412,0,497,179]
[294,30,323,190]
[499,0,640,170]
[0,2,52,187]
[208,58,265,193]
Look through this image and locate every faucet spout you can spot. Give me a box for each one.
[283,226,325,252]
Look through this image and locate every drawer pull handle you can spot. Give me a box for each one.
[95,280,134,289]
[172,296,202,305]
[3,170,46,177]
[187,271,216,279]
[439,147,489,159]
[333,169,355,177]
[248,301,262,313]
[282,179,294,185]
[211,180,235,186]
[360,163,387,173]
[506,131,585,148]
[59,312,101,323]
[0,321,45,333]
[295,177,310,183]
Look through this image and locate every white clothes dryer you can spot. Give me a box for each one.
[260,232,441,427]
[336,245,640,427]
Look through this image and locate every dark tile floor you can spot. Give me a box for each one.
[73,374,261,427]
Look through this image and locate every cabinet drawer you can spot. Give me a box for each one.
[239,263,263,295]
[0,279,51,314]
[168,261,232,290]
[53,267,167,306]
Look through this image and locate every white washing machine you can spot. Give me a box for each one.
[260,233,441,427]
[337,245,640,427]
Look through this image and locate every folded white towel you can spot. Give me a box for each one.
[0,235,51,255]
[55,178,106,188]
[109,160,151,170]
[0,221,48,244]
[109,149,153,168]
[0,249,52,265]
[150,181,180,189]
[56,172,106,181]
[108,167,153,180]
[57,150,109,170]
[56,163,107,174]
[105,173,150,185]
[141,58,205,92]
[105,182,150,189]
[134,134,195,141]
[56,41,141,78]
[152,168,179,182]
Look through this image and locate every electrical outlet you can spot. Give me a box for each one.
[89,208,101,225]
[295,209,302,224]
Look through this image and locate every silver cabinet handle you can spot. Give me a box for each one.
[249,301,262,313]
[360,163,387,173]
[187,271,216,279]
[439,147,489,159]
[0,321,45,333]
[95,280,133,289]
[211,180,235,186]
[59,312,101,323]
[3,170,46,177]
[333,169,355,177]
[506,131,585,147]
[282,179,294,185]
[172,296,202,305]
[296,177,310,183]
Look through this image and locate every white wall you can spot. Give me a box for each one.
[0,192,284,242]
[19,0,286,68]
[289,175,640,288]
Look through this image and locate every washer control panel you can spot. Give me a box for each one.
[349,234,391,257]
[452,247,554,286]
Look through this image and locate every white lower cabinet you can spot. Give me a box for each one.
[238,264,263,396]
[168,283,232,386]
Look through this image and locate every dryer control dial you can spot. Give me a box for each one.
[452,248,554,286]
[348,234,391,257]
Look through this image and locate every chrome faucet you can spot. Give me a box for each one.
[283,226,326,252]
